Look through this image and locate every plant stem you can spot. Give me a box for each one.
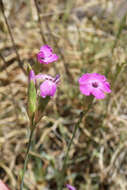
[58,101,93,190]
[33,0,47,44]
[0,0,26,74]
[45,23,73,82]
[20,127,35,190]
[112,13,127,54]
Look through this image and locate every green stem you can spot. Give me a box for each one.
[20,127,35,190]
[58,101,93,190]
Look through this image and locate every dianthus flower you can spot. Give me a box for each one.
[78,73,111,99]
[35,73,60,98]
[66,184,76,190]
[37,45,58,64]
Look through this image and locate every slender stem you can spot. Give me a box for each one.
[20,127,35,190]
[58,101,93,190]
[0,0,26,74]
[62,111,83,171]
[45,23,73,82]
[33,0,47,44]
[105,13,127,77]
[112,13,127,54]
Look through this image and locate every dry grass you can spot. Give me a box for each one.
[0,0,127,189]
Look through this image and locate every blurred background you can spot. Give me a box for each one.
[0,0,127,189]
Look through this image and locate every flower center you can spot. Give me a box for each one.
[92,82,98,88]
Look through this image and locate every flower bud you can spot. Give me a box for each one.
[27,69,37,120]
[66,184,76,190]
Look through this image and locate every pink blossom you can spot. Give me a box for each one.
[37,45,58,64]
[66,184,76,190]
[40,80,56,98]
[36,74,60,98]
[78,73,111,99]
[0,180,10,190]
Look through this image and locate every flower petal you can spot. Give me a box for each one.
[91,88,105,99]
[41,54,58,64]
[37,52,45,63]
[78,73,91,84]
[102,82,112,93]
[35,74,54,81]
[92,73,107,81]
[40,45,52,56]
[79,84,91,96]
[40,80,56,98]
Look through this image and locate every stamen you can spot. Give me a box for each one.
[54,74,60,82]
[92,82,98,88]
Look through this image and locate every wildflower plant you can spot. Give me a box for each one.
[20,45,59,190]
[58,73,111,190]
[20,43,111,190]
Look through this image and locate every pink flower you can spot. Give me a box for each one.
[66,184,76,190]
[0,180,10,190]
[40,80,56,98]
[78,73,111,99]
[35,74,60,98]
[37,45,58,64]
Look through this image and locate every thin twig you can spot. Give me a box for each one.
[33,0,47,44]
[105,13,127,77]
[112,13,127,53]
[58,101,93,190]
[0,0,26,75]
[45,22,73,82]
